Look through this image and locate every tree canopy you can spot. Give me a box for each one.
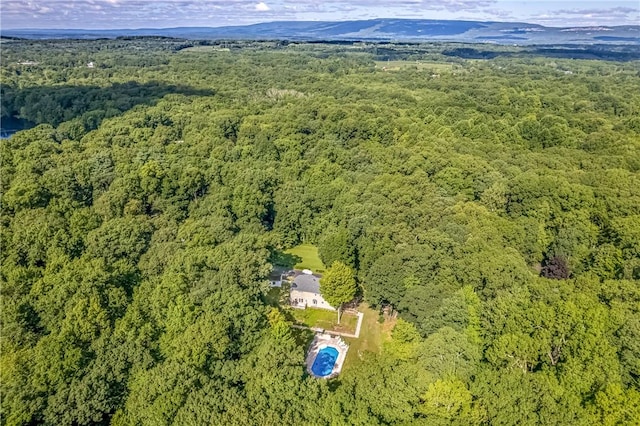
[1,38,639,425]
[320,261,357,321]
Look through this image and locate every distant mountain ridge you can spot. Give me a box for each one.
[3,18,639,45]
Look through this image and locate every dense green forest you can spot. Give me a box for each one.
[1,38,640,425]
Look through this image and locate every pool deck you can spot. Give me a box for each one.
[306,333,349,379]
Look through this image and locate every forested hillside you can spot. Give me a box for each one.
[1,38,640,425]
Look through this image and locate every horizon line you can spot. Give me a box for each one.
[3,17,640,33]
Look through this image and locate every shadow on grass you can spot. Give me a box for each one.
[270,250,302,269]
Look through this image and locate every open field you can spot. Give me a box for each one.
[284,244,325,273]
[342,304,395,371]
[374,60,454,72]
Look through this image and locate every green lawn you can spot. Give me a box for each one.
[284,244,325,273]
[341,304,394,372]
[287,303,395,372]
[289,308,358,335]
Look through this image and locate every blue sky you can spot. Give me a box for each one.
[1,1,638,29]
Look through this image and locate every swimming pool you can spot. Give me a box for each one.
[311,346,339,377]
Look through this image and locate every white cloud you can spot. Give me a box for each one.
[556,6,636,16]
[526,4,639,27]
[255,2,270,11]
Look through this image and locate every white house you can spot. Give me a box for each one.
[290,272,335,311]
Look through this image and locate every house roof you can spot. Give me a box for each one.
[292,273,321,294]
[269,271,283,281]
[269,265,289,281]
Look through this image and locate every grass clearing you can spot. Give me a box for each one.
[179,46,231,53]
[374,60,454,72]
[288,308,358,335]
[342,304,394,371]
[284,244,325,273]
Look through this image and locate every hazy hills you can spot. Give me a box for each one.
[3,18,639,45]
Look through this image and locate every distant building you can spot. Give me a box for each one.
[87,62,95,68]
[290,272,335,310]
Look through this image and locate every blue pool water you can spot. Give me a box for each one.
[311,346,339,377]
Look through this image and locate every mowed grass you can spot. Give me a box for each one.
[342,304,395,371]
[289,308,358,335]
[284,244,325,273]
[374,60,454,72]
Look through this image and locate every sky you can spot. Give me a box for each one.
[1,0,638,29]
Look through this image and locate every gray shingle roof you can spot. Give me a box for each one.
[292,274,321,294]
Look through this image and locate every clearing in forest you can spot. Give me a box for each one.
[284,244,325,273]
[374,60,454,72]
[179,46,231,52]
[341,304,394,371]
